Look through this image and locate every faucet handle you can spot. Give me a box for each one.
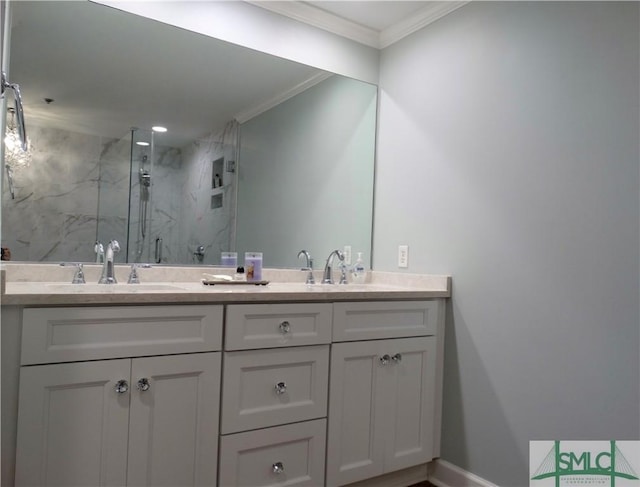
[338,260,348,285]
[128,264,140,284]
[60,262,86,284]
[94,241,104,264]
[73,263,86,284]
[128,263,151,284]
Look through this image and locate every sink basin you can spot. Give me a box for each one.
[46,283,185,292]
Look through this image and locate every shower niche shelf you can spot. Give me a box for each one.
[211,193,223,210]
[212,157,224,189]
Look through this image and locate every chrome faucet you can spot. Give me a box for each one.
[99,240,120,284]
[297,250,315,285]
[322,249,345,284]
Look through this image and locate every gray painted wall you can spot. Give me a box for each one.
[374,2,639,485]
[236,75,376,269]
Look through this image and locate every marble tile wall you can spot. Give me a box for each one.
[1,124,127,262]
[179,121,238,266]
[128,145,183,264]
[2,122,238,265]
[96,135,132,261]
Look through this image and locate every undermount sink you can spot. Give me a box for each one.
[45,283,185,292]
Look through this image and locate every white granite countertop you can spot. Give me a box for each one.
[0,264,451,306]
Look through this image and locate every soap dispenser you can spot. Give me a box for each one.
[351,252,367,284]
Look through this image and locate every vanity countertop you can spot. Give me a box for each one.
[2,281,450,306]
[0,265,451,306]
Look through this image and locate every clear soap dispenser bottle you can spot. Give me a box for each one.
[351,252,367,284]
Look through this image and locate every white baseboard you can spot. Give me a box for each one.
[428,459,499,487]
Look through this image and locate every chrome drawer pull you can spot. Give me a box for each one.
[115,379,129,394]
[272,462,285,474]
[274,381,287,395]
[279,321,291,334]
[137,378,151,392]
[392,353,402,364]
[379,354,391,366]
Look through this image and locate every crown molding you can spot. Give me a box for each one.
[246,1,380,48]
[379,1,470,49]
[247,1,470,49]
[235,72,333,123]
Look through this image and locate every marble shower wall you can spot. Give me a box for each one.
[128,121,237,265]
[1,124,129,262]
[127,145,183,264]
[96,134,132,260]
[179,121,238,265]
[1,122,238,265]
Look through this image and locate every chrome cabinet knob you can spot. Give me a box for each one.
[272,462,285,474]
[279,321,291,334]
[115,379,129,394]
[379,354,391,366]
[137,378,151,392]
[392,353,402,364]
[274,381,287,395]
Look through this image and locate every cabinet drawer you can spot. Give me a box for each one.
[332,300,441,342]
[21,305,223,365]
[219,419,326,487]
[225,303,332,350]
[221,345,329,434]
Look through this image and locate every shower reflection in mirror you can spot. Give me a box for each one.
[130,127,164,264]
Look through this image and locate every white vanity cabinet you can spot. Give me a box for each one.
[6,296,446,487]
[218,303,331,487]
[326,300,444,487]
[13,305,223,487]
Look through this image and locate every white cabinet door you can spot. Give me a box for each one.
[327,337,437,487]
[382,337,436,473]
[127,352,221,487]
[326,340,387,486]
[15,353,221,487]
[15,359,131,487]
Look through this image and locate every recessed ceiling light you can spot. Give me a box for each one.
[152,126,167,133]
[136,141,150,146]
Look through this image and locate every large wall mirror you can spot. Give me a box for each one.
[1,1,376,269]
